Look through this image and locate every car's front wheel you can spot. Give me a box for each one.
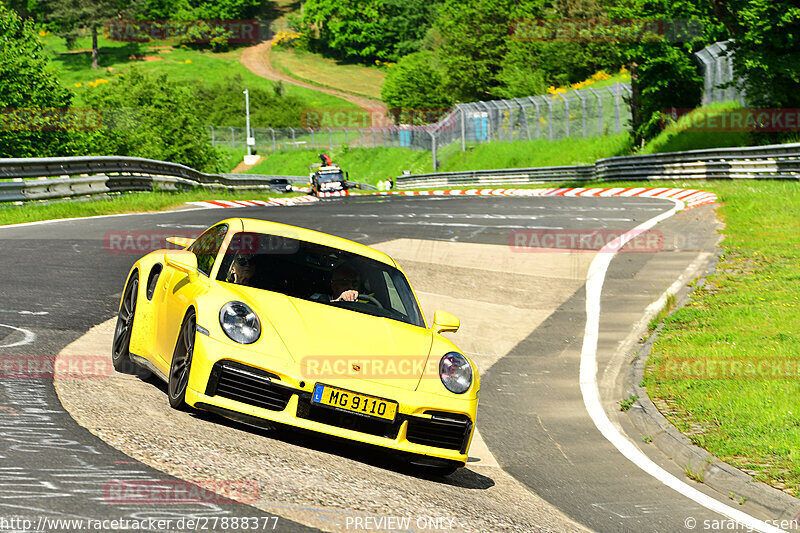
[111,271,151,379]
[168,309,196,410]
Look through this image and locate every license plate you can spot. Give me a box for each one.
[312,384,397,422]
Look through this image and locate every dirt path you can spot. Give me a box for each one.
[240,41,387,116]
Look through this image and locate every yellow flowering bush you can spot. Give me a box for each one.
[273,30,302,48]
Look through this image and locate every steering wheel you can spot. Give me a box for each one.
[357,294,384,308]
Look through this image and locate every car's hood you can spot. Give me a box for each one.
[248,291,435,391]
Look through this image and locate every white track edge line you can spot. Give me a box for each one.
[579,198,785,533]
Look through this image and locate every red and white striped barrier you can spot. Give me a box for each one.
[187,196,319,209]
[188,187,716,211]
[366,187,716,209]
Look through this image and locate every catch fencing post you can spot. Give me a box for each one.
[289,127,296,149]
[589,88,603,136]
[576,90,588,138]
[428,130,437,171]
[609,85,621,135]
[309,128,315,149]
[229,127,235,149]
[546,98,554,140]
[505,100,514,141]
[528,96,541,139]
[460,106,466,151]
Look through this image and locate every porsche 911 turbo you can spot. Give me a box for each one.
[112,218,479,474]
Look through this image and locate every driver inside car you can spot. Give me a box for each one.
[311,265,361,302]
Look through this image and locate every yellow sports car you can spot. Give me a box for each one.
[112,218,479,474]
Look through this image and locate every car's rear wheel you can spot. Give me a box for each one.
[112,271,151,379]
[168,309,196,410]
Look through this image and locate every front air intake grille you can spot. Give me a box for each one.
[295,397,401,439]
[206,361,293,412]
[406,412,472,452]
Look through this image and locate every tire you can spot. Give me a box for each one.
[168,309,196,410]
[111,272,151,379]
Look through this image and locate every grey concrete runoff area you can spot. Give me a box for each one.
[0,194,785,532]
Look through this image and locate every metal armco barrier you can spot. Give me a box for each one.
[2,142,798,203]
[396,142,800,189]
[0,156,308,202]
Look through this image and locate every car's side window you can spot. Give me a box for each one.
[189,224,228,276]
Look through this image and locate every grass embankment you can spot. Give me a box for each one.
[270,47,386,101]
[639,180,800,495]
[242,134,633,185]
[42,34,355,110]
[0,189,301,226]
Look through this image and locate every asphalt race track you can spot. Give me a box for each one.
[0,194,764,532]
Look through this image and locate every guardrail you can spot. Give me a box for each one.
[0,156,308,203]
[396,142,800,189]
[2,142,798,203]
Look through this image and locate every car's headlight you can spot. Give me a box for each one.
[219,301,261,344]
[439,352,472,394]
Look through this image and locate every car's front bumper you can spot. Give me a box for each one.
[184,333,477,466]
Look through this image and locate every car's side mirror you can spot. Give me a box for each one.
[166,236,194,248]
[432,310,460,334]
[164,250,198,282]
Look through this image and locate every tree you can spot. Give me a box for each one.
[607,0,725,144]
[81,69,221,172]
[302,0,441,63]
[712,0,800,110]
[433,0,519,101]
[190,75,308,128]
[41,0,127,68]
[381,51,453,123]
[0,3,76,157]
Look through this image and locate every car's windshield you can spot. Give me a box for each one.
[317,170,344,183]
[217,232,424,327]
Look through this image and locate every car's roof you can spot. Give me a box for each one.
[221,218,397,268]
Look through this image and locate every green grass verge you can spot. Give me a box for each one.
[0,189,301,226]
[630,179,799,495]
[244,134,634,186]
[42,34,356,110]
[245,146,435,183]
[270,46,386,101]
[641,102,754,154]
[438,134,633,171]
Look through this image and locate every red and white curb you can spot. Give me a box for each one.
[369,187,716,209]
[187,187,716,211]
[187,196,319,209]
